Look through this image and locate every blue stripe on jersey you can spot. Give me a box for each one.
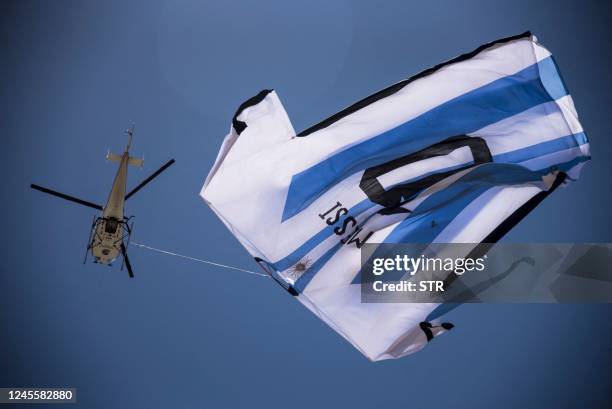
[492,132,587,164]
[282,57,566,222]
[293,164,549,292]
[272,160,476,272]
[382,164,547,241]
[275,131,587,277]
[273,198,374,272]
[537,56,569,101]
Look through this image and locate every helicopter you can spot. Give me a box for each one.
[30,126,175,277]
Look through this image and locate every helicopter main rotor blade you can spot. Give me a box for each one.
[125,159,175,200]
[31,184,103,211]
[121,243,134,278]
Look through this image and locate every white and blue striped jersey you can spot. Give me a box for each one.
[201,32,590,361]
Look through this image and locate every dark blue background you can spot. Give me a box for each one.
[1,1,611,408]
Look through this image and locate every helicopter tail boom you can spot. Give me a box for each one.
[106,152,144,168]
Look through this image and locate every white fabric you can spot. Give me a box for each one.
[201,34,589,361]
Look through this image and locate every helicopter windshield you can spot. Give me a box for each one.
[104,218,119,234]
